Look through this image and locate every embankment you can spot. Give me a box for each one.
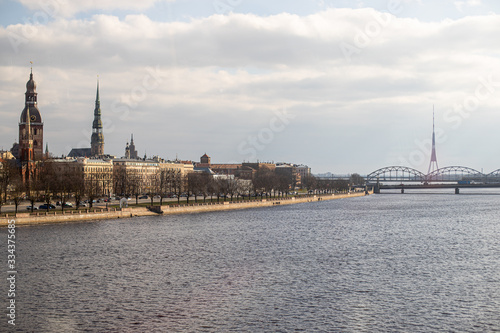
[0,191,370,226]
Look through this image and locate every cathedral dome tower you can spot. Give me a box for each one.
[19,67,43,161]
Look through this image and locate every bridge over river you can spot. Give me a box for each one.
[365,166,500,194]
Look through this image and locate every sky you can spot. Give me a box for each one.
[1,0,500,175]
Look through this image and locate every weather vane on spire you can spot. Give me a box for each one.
[30,61,33,73]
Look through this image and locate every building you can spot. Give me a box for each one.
[18,68,43,161]
[0,151,15,161]
[295,164,311,181]
[68,148,92,158]
[275,163,301,188]
[68,80,105,158]
[113,158,193,196]
[125,134,138,159]
[91,80,104,156]
[51,157,114,196]
[200,153,211,165]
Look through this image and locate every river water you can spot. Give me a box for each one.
[3,190,500,332]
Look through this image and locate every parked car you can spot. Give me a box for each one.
[26,205,38,211]
[139,195,149,199]
[39,204,56,210]
[62,202,73,208]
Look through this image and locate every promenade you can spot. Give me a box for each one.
[0,191,371,226]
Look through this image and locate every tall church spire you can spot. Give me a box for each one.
[129,133,138,159]
[91,77,104,157]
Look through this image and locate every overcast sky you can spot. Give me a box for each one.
[1,0,500,174]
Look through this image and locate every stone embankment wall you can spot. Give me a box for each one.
[0,191,370,226]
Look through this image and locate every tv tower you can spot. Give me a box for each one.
[427,106,439,174]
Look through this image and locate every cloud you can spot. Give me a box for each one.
[16,0,174,18]
[1,8,500,173]
[454,0,482,12]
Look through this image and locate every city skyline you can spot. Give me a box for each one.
[1,1,500,174]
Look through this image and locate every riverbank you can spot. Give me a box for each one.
[0,191,371,226]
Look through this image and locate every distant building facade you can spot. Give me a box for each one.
[51,157,114,196]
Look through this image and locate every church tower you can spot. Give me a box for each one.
[19,67,43,161]
[91,79,104,157]
[129,134,138,159]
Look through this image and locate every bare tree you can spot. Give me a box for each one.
[187,172,200,203]
[172,171,185,204]
[208,176,219,202]
[226,177,239,201]
[302,175,317,193]
[85,172,104,209]
[149,170,161,206]
[253,167,276,199]
[0,160,15,214]
[70,168,85,209]
[10,173,25,214]
[55,169,75,212]
[39,161,57,212]
[113,167,129,197]
[349,173,365,186]
[25,164,42,213]
[198,173,212,203]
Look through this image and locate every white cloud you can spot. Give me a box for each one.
[454,0,482,12]
[16,0,174,18]
[1,8,500,173]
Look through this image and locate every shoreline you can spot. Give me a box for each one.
[0,191,371,226]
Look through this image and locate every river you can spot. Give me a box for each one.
[2,190,500,332]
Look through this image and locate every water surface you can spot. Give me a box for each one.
[3,191,500,332]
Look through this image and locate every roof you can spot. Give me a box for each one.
[68,148,92,158]
[211,164,242,170]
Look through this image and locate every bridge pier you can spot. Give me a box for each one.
[455,187,460,194]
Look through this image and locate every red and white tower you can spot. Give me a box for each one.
[427,107,439,174]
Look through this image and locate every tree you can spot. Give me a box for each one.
[172,171,184,204]
[198,173,212,203]
[253,167,276,199]
[113,167,129,197]
[10,173,25,214]
[25,164,42,213]
[333,179,349,192]
[128,170,142,205]
[0,160,15,214]
[302,175,317,193]
[187,172,202,203]
[39,161,57,212]
[148,170,161,206]
[276,173,290,197]
[349,173,365,186]
[85,169,110,209]
[70,168,86,209]
[188,172,212,203]
[208,176,220,202]
[226,177,239,201]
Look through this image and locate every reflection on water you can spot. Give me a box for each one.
[4,190,500,332]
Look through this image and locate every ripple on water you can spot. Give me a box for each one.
[5,191,500,332]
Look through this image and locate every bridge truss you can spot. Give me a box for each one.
[367,166,499,183]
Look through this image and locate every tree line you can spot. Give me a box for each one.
[0,159,365,214]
